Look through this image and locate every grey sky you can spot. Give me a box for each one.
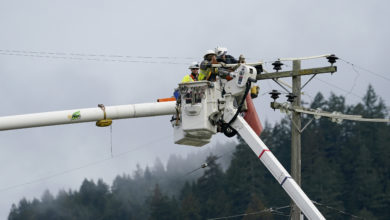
[0,0,389,218]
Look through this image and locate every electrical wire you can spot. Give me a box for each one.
[0,49,197,60]
[207,205,290,220]
[0,134,171,193]
[344,62,361,99]
[312,201,364,219]
[110,125,113,157]
[0,51,188,65]
[315,78,364,100]
[185,148,236,176]
[340,58,390,82]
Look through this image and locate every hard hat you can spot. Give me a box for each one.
[204,49,216,59]
[189,61,199,69]
[215,47,228,57]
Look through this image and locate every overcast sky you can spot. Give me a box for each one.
[0,0,389,218]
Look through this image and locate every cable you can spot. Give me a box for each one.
[312,201,364,219]
[315,78,364,100]
[340,58,390,82]
[0,134,171,193]
[314,78,390,112]
[0,52,188,65]
[0,49,198,60]
[185,148,236,176]
[279,54,331,62]
[277,102,390,123]
[345,63,361,99]
[110,125,113,157]
[207,205,290,220]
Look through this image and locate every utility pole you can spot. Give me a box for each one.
[291,60,302,220]
[259,54,338,220]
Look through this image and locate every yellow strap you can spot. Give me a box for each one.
[96,104,112,127]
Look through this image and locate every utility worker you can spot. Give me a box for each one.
[215,47,238,64]
[199,50,219,81]
[181,62,200,82]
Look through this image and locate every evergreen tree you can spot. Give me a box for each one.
[242,193,273,220]
[148,184,178,220]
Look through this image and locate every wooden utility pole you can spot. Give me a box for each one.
[257,57,337,220]
[291,60,302,220]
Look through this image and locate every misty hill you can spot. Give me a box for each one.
[8,86,390,220]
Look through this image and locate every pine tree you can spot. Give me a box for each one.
[148,184,178,220]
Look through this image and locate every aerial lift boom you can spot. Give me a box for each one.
[0,64,325,219]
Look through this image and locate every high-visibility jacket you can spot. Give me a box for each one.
[198,71,207,81]
[181,74,197,83]
[199,60,218,81]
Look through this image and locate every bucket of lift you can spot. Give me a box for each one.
[173,81,221,147]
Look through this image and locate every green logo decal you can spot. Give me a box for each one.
[71,111,81,120]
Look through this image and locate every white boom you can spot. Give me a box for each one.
[231,116,324,220]
[0,63,325,219]
[0,102,176,131]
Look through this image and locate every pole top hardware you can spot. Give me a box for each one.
[269,90,281,101]
[286,93,297,103]
[272,60,284,72]
[269,90,281,110]
[326,54,338,66]
[96,104,113,127]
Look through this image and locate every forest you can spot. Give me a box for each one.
[8,85,390,220]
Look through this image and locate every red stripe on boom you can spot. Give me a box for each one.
[258,149,270,159]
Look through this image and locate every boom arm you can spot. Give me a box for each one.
[231,116,325,220]
[0,101,176,131]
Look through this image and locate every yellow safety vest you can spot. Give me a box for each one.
[181,74,196,83]
[198,70,207,81]
[199,68,218,81]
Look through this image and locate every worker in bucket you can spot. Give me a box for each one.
[173,62,199,99]
[181,62,200,82]
[215,46,238,64]
[198,50,230,82]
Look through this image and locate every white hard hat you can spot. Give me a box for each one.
[215,46,228,57]
[189,61,199,69]
[204,49,216,58]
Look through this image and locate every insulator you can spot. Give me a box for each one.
[272,60,284,71]
[269,90,281,101]
[326,54,338,65]
[286,93,297,103]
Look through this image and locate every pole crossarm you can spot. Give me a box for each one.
[257,66,337,80]
[271,102,390,123]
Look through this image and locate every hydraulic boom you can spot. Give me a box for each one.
[0,63,325,219]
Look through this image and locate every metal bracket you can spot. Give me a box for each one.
[301,74,317,90]
[272,78,291,93]
[288,114,314,133]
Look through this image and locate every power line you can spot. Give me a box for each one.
[0,49,198,60]
[186,148,236,176]
[0,135,171,193]
[315,78,364,100]
[312,201,364,219]
[274,102,390,123]
[344,62,361,100]
[340,58,390,82]
[207,205,290,220]
[315,78,390,111]
[0,51,188,65]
